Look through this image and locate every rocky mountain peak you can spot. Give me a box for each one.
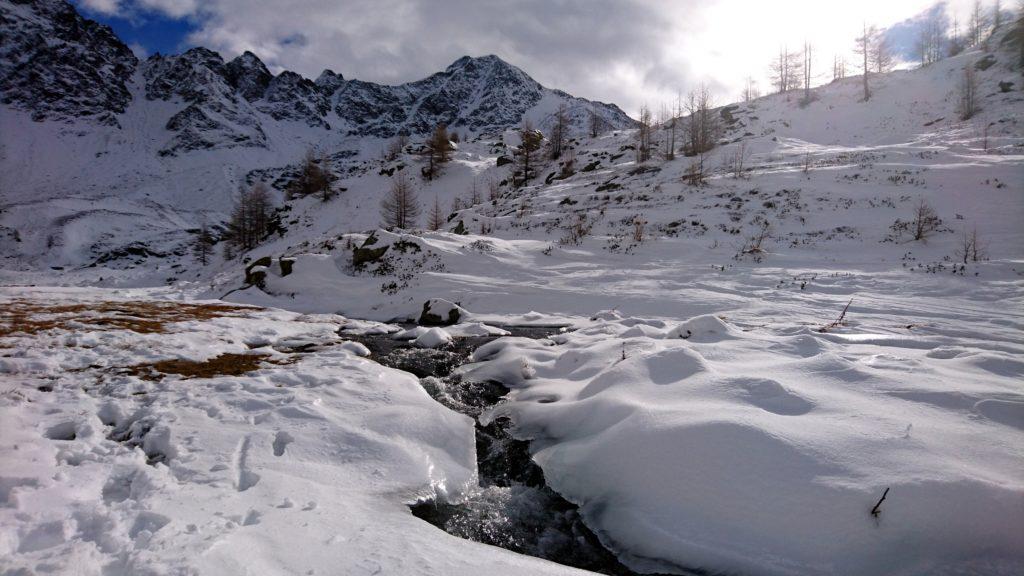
[0,0,137,126]
[225,51,273,102]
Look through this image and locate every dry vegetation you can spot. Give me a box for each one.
[125,353,292,380]
[0,300,255,338]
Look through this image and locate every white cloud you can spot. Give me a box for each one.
[137,0,199,19]
[128,41,149,58]
[78,0,123,15]
[80,0,975,115]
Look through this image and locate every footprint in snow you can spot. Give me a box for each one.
[273,431,294,456]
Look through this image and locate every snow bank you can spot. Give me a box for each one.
[0,287,585,576]
[469,314,1024,575]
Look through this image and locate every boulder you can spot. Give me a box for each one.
[245,256,272,285]
[419,299,467,326]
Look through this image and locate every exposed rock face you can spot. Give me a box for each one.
[143,48,267,155]
[0,0,137,126]
[225,51,273,102]
[1,0,635,154]
[321,54,635,137]
[258,71,330,128]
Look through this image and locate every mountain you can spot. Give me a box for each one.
[0,0,635,270]
[0,0,633,157]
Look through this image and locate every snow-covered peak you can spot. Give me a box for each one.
[225,51,273,102]
[314,69,345,92]
[0,0,137,126]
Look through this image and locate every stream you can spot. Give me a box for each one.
[341,325,657,575]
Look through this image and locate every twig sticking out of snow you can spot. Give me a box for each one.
[870,487,890,517]
[818,298,853,333]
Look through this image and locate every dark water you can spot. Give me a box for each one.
[340,324,657,575]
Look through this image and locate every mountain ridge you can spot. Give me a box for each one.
[1,0,634,153]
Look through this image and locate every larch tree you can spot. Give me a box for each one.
[288,149,333,201]
[958,65,980,120]
[427,194,445,231]
[588,109,604,138]
[635,104,654,164]
[802,41,813,104]
[684,85,719,156]
[854,23,875,101]
[871,34,895,74]
[770,45,789,93]
[742,77,760,102]
[380,174,420,230]
[549,103,569,160]
[917,8,948,65]
[515,119,544,186]
[832,55,847,80]
[226,182,274,253]
[969,0,987,47]
[421,124,453,181]
[193,221,215,266]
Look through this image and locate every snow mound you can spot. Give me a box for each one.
[666,314,736,342]
[467,313,1024,575]
[414,327,454,349]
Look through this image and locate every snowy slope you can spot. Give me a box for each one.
[0,287,592,576]
[185,33,1021,575]
[1,2,1023,575]
[0,0,633,272]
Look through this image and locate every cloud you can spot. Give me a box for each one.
[175,0,700,115]
[128,41,149,58]
[77,1,960,115]
[78,0,122,15]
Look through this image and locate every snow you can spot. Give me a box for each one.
[468,311,1024,575]
[0,287,587,576]
[414,327,454,348]
[2,13,1023,576]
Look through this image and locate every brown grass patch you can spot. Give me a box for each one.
[0,300,256,338]
[125,352,294,380]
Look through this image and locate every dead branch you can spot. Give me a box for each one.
[870,487,889,517]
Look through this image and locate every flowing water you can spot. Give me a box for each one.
[341,325,658,575]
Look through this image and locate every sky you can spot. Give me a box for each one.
[74,0,989,116]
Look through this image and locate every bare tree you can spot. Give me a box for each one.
[956,226,986,263]
[854,23,876,101]
[802,41,814,104]
[833,55,847,81]
[770,46,785,93]
[917,8,948,65]
[193,220,215,265]
[684,85,720,156]
[911,198,941,241]
[380,174,421,230]
[726,142,749,179]
[288,149,333,201]
[950,15,966,56]
[969,0,987,47]
[226,182,274,253]
[659,101,676,160]
[958,65,980,120]
[632,215,646,243]
[742,77,760,102]
[385,133,410,162]
[487,179,501,203]
[467,178,483,206]
[993,0,1003,30]
[588,109,605,138]
[635,104,654,163]
[549,103,569,160]
[427,194,445,231]
[871,34,895,73]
